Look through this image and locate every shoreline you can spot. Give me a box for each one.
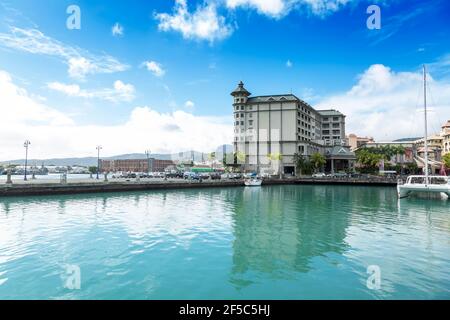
[0,178,397,197]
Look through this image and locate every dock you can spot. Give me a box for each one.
[0,177,397,197]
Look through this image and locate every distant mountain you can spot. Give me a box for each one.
[393,137,422,142]
[0,145,234,167]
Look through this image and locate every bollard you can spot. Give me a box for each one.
[6,169,12,184]
[104,173,108,182]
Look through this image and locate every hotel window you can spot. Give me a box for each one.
[249,106,253,110]
[241,113,244,118]
[240,121,244,126]
[323,117,329,122]
[240,106,245,111]
[333,117,339,121]
[249,113,252,118]
[235,121,239,125]
[249,120,253,126]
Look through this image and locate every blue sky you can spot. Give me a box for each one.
[0,0,449,159]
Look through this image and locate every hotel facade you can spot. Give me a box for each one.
[231,81,355,175]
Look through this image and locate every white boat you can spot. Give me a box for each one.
[397,175,450,198]
[244,178,262,186]
[397,65,449,199]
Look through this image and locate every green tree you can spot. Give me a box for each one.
[310,152,326,173]
[443,153,450,169]
[293,153,313,176]
[356,148,383,172]
[88,166,97,174]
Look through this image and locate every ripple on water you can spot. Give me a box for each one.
[0,185,449,299]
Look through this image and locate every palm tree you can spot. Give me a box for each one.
[310,152,326,173]
[293,153,312,176]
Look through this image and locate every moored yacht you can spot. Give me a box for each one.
[397,65,449,199]
[397,175,450,198]
[244,178,263,186]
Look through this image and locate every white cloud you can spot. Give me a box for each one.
[301,0,351,16]
[47,80,135,103]
[155,0,233,43]
[142,60,166,77]
[226,0,351,18]
[112,23,124,37]
[314,64,450,141]
[0,69,232,160]
[286,59,293,67]
[184,100,195,110]
[226,0,287,17]
[0,27,129,79]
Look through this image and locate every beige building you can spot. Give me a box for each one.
[442,120,450,155]
[411,120,450,172]
[231,81,353,174]
[415,134,443,164]
[347,134,374,151]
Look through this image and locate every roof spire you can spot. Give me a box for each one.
[231,81,251,97]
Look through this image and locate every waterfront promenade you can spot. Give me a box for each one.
[0,176,397,197]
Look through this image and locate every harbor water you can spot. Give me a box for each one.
[0,185,449,299]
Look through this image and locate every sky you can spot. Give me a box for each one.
[0,0,449,160]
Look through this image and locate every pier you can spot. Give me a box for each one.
[0,177,397,197]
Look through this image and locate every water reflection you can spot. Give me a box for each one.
[0,185,449,299]
[228,186,351,288]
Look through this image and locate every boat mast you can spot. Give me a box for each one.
[423,64,429,185]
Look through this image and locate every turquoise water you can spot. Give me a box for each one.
[0,185,449,300]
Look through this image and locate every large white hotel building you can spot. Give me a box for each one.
[231,81,354,175]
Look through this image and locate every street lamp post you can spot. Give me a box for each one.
[96,146,102,179]
[23,140,31,181]
[145,150,151,175]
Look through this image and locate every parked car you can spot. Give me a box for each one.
[221,173,231,179]
[312,173,326,178]
[199,173,210,179]
[165,171,183,178]
[210,173,221,180]
[153,172,165,178]
[183,172,200,180]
